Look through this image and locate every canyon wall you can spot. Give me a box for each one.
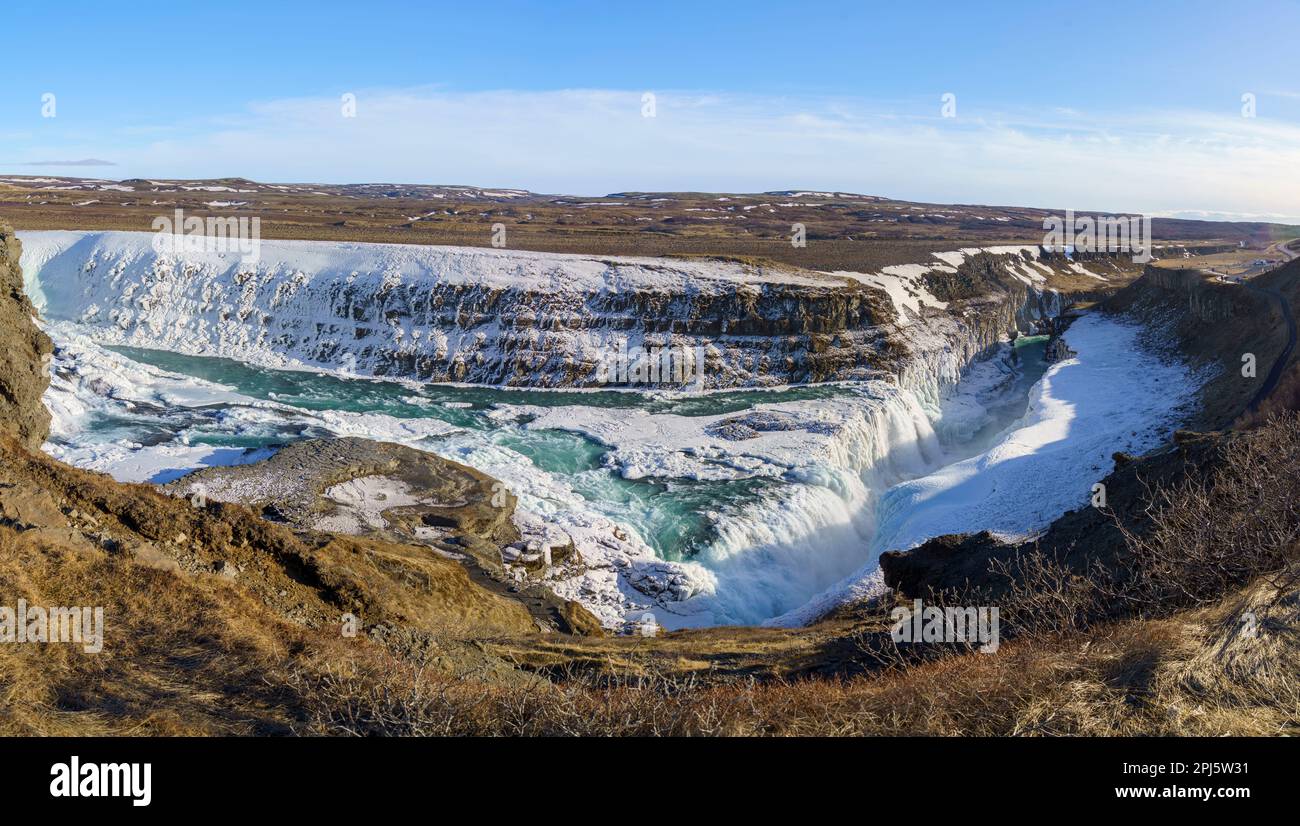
[1106,263,1292,428]
[0,227,52,448]
[21,232,1095,397]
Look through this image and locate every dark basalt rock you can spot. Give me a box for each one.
[0,227,54,449]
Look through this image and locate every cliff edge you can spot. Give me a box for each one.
[0,227,52,448]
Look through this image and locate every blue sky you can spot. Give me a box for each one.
[4,0,1300,218]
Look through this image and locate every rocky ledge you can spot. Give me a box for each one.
[0,227,53,448]
[163,437,604,636]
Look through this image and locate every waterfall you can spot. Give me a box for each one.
[21,229,1085,629]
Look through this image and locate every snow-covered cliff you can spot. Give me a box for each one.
[21,230,1077,397]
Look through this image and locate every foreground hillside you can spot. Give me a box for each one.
[3,423,1295,735]
[1,224,1297,735]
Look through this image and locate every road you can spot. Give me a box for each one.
[1207,237,1298,283]
[1273,238,1300,262]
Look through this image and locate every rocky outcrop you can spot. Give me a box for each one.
[163,437,518,543]
[0,432,546,627]
[0,227,52,448]
[163,438,603,636]
[1044,334,1076,362]
[1132,265,1267,323]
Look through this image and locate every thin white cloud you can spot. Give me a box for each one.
[15,87,1300,219]
[21,158,116,166]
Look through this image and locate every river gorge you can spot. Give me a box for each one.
[18,231,1203,630]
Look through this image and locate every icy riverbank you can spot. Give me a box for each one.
[768,312,1206,626]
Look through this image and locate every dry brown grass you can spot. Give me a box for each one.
[283,592,1298,736]
[0,436,544,735]
[12,528,1286,738]
[0,525,314,735]
[3,414,1299,736]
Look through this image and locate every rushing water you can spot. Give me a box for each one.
[90,347,848,558]
[88,337,1046,561]
[43,326,1048,626]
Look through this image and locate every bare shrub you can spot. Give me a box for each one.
[989,550,1111,638]
[1113,413,1300,611]
[881,414,1300,656]
[1236,361,1300,429]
